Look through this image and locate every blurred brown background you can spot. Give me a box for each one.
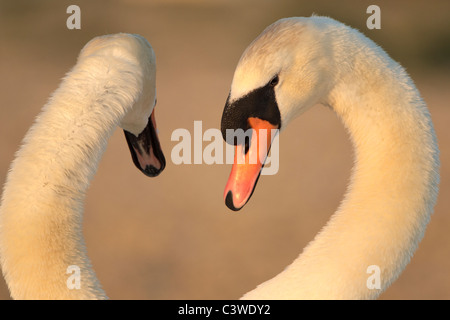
[0,0,449,299]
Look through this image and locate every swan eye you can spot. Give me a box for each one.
[269,75,279,87]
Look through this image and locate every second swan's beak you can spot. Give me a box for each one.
[124,109,166,177]
[224,117,278,211]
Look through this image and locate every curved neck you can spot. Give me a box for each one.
[0,64,134,299]
[243,31,439,299]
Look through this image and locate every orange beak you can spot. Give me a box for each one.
[224,117,278,211]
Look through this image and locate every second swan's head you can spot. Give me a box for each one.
[78,33,165,177]
[221,17,335,210]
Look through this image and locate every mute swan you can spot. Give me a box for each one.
[221,16,440,299]
[0,33,165,299]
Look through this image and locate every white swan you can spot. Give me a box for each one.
[221,16,440,299]
[0,33,166,299]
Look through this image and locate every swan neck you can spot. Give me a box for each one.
[324,58,439,297]
[0,63,137,299]
[243,26,439,299]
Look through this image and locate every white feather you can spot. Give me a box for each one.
[0,33,156,299]
[233,16,440,299]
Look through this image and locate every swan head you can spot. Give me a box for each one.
[79,33,165,177]
[221,17,333,210]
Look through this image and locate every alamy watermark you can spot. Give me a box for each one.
[66,5,381,31]
[66,5,81,30]
[366,265,381,290]
[171,121,280,175]
[66,265,81,290]
[65,263,383,292]
[366,5,381,29]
